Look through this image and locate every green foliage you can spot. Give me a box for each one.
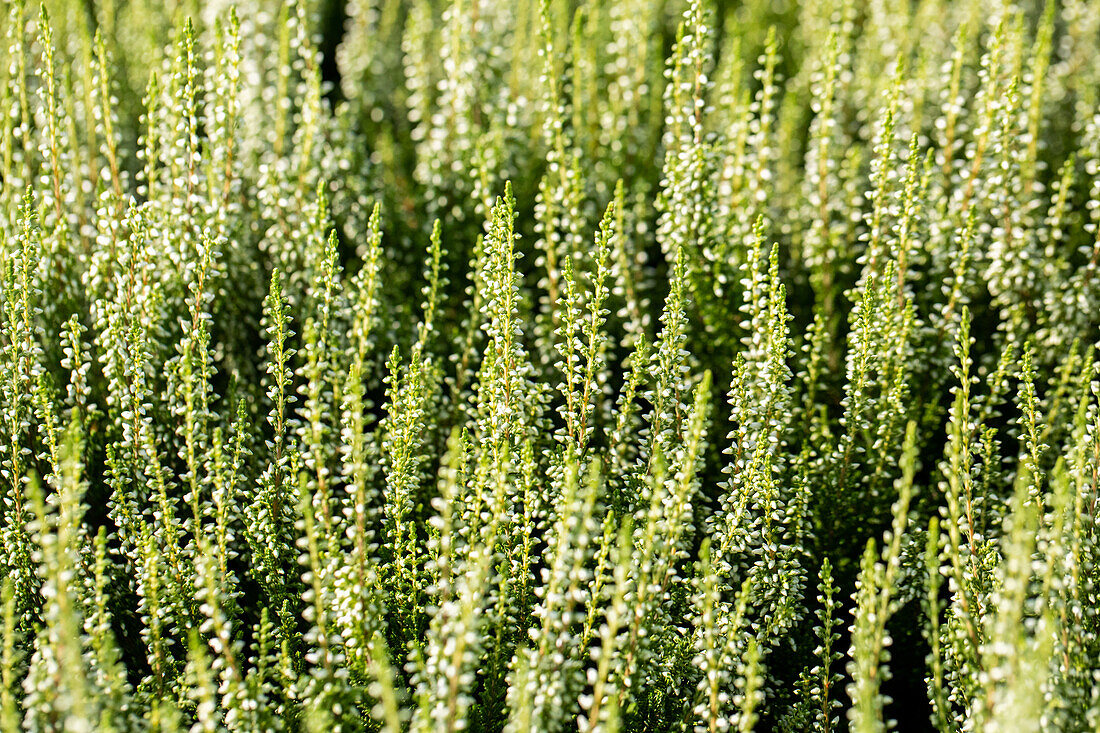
[2,0,1100,730]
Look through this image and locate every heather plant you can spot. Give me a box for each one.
[2,0,1100,731]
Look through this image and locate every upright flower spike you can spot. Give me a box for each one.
[0,193,45,619]
[333,356,388,683]
[476,181,533,456]
[552,196,616,455]
[194,538,247,729]
[576,197,616,452]
[617,371,712,716]
[0,579,20,733]
[505,453,600,732]
[206,8,243,234]
[656,0,727,347]
[1016,346,1047,512]
[22,426,95,733]
[978,473,1050,733]
[380,344,437,647]
[809,557,845,733]
[349,202,384,373]
[936,309,988,698]
[555,251,585,446]
[802,23,852,331]
[174,233,216,550]
[845,422,918,733]
[740,27,779,226]
[601,0,663,194]
[36,7,73,238]
[295,470,358,732]
[859,67,902,283]
[417,219,448,349]
[83,527,135,731]
[247,269,297,607]
[532,0,586,371]
[607,179,650,346]
[714,224,807,645]
[410,433,505,733]
[0,0,34,218]
[184,627,222,733]
[411,0,514,239]
[645,244,692,476]
[690,538,755,733]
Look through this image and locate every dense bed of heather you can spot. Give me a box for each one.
[2,0,1100,730]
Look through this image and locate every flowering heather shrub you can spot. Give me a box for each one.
[2,0,1100,730]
